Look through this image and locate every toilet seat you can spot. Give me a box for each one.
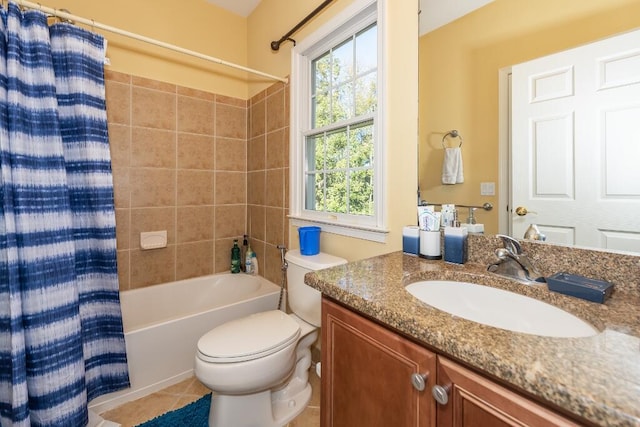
[197,310,301,363]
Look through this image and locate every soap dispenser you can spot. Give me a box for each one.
[443,210,468,264]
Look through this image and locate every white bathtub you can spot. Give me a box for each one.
[90,273,281,413]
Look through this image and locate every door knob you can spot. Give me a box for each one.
[410,373,429,391]
[515,206,538,216]
[432,384,450,405]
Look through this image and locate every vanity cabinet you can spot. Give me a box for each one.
[321,297,581,427]
[321,297,437,427]
[435,356,580,427]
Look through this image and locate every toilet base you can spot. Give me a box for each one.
[209,380,312,427]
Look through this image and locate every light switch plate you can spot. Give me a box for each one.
[480,182,495,196]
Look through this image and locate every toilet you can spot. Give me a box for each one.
[195,249,347,427]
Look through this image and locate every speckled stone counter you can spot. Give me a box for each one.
[305,251,640,427]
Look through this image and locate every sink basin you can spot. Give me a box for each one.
[406,281,598,338]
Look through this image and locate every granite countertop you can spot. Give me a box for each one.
[305,251,640,427]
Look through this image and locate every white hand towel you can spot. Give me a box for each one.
[441,147,464,185]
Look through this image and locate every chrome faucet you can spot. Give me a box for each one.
[487,235,545,284]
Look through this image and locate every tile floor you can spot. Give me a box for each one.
[100,369,321,427]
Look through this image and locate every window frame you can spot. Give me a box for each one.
[290,0,387,243]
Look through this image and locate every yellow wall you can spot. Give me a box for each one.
[42,0,250,98]
[249,0,419,262]
[38,0,418,263]
[419,0,640,234]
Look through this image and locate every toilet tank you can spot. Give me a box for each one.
[285,249,347,327]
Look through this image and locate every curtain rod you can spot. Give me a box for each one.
[271,0,334,51]
[15,0,288,84]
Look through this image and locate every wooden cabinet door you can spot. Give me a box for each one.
[435,357,580,427]
[321,297,436,427]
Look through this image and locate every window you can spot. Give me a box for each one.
[291,0,387,242]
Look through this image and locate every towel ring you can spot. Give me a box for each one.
[442,130,463,148]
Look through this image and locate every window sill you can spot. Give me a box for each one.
[289,216,388,243]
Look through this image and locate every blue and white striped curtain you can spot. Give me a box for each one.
[0,3,129,426]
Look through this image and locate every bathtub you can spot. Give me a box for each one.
[90,273,281,413]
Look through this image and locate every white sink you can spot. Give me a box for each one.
[405,281,598,338]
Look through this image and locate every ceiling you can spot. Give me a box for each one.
[206,0,495,35]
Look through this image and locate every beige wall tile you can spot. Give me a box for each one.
[247,170,266,206]
[116,250,130,291]
[284,216,290,249]
[216,103,247,140]
[266,81,286,97]
[132,87,176,130]
[266,89,285,133]
[216,172,246,205]
[249,205,266,241]
[251,89,266,105]
[105,73,296,291]
[131,127,176,168]
[177,86,215,101]
[115,209,130,250]
[132,76,176,93]
[177,170,214,206]
[105,81,130,126]
[130,207,176,249]
[248,135,265,171]
[284,167,290,209]
[215,205,246,239]
[249,99,265,138]
[284,85,290,128]
[265,169,284,208]
[108,124,130,169]
[178,86,216,102]
[284,127,290,168]
[178,133,215,170]
[178,96,214,135]
[177,206,214,243]
[176,241,214,280]
[130,246,176,288]
[266,129,286,169]
[264,243,282,285]
[130,168,176,208]
[105,70,130,84]
[265,207,284,246]
[215,138,246,172]
[217,94,246,108]
[112,167,130,209]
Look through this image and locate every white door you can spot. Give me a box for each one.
[511,28,640,253]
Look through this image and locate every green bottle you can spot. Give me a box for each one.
[230,239,241,273]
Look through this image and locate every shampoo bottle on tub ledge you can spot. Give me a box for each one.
[230,240,241,273]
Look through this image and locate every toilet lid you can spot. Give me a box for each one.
[197,310,301,363]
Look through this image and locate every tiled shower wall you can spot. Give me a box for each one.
[105,70,289,290]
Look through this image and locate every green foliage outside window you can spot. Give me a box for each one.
[306,24,377,217]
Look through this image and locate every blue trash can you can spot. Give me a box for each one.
[298,226,321,255]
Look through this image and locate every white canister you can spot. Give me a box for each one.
[419,230,441,260]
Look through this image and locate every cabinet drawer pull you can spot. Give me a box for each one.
[410,373,429,391]
[432,384,450,405]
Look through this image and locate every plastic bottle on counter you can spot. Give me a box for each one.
[251,252,259,276]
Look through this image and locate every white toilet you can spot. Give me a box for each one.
[195,249,347,427]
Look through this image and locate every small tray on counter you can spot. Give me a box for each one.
[546,272,613,303]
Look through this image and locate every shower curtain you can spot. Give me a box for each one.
[0,3,129,426]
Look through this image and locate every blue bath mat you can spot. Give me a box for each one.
[135,394,211,427]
